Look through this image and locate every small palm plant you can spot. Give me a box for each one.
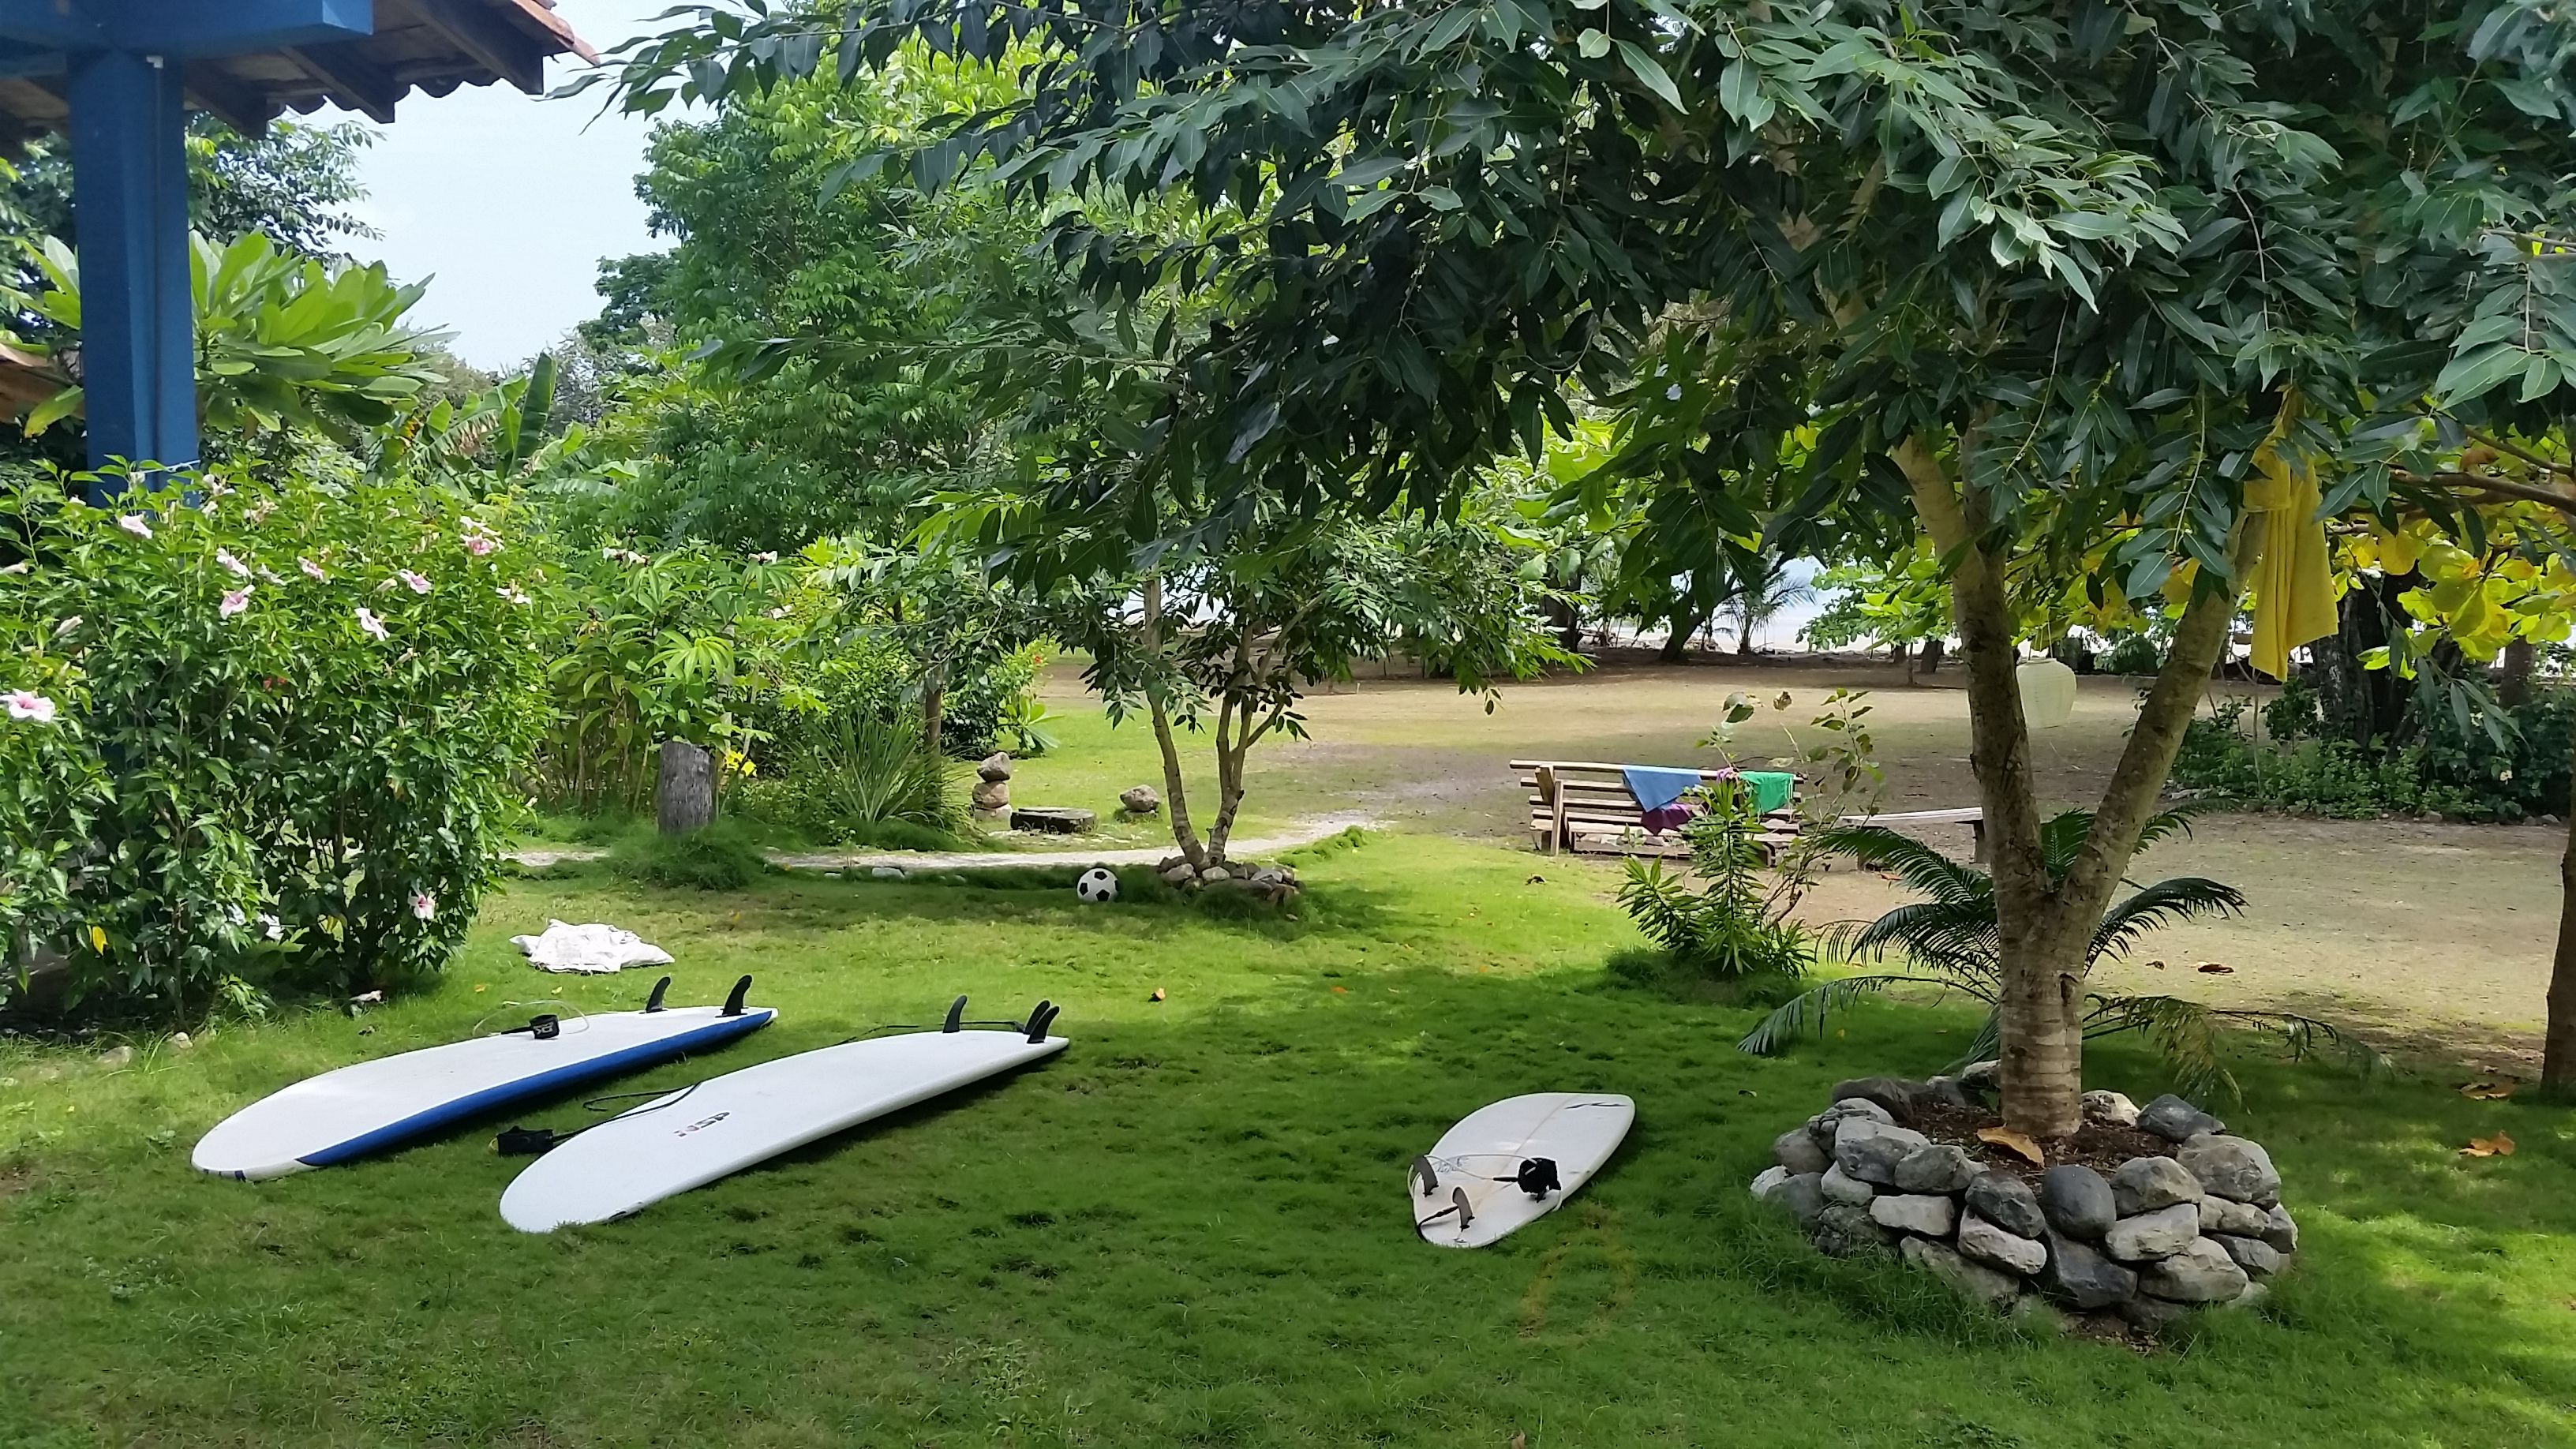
[1738,807,2374,1099]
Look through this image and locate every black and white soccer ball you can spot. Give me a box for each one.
[1074,867,1119,904]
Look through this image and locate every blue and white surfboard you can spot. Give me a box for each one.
[193,978,775,1181]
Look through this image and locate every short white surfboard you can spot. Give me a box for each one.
[1410,1092,1634,1248]
[193,979,776,1181]
[500,1013,1068,1233]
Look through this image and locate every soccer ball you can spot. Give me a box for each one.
[1074,867,1119,904]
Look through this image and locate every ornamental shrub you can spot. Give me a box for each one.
[0,464,550,1017]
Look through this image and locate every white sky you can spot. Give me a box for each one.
[339,0,688,371]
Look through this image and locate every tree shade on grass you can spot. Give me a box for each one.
[2,836,2571,1446]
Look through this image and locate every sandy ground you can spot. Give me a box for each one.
[1091,653,2563,1070]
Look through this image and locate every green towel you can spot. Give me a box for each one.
[1737,771,1795,814]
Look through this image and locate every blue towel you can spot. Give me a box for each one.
[1623,766,1704,814]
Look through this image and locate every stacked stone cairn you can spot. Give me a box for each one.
[972,753,1013,820]
[1750,1075,2294,1331]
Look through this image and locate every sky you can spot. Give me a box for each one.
[342,0,685,372]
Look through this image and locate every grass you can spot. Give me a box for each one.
[4,834,2574,1447]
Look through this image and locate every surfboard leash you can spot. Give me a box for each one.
[493,1082,705,1157]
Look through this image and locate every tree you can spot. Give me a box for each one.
[3,115,378,262]
[598,1,2567,1130]
[805,536,1035,757]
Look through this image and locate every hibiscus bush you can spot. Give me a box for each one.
[0,463,550,1017]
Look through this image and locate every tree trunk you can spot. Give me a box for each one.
[1897,436,2260,1136]
[2547,736,2576,1091]
[1141,577,1206,871]
[921,662,947,758]
[1917,638,1945,676]
[2501,638,2536,710]
[656,740,715,836]
[1545,595,1584,653]
[1659,606,1708,663]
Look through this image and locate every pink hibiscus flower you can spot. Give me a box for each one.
[4,691,57,723]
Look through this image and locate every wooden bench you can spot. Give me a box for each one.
[1513,759,1799,858]
[1834,806,1989,863]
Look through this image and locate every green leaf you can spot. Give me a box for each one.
[1577,28,1611,58]
[1616,39,1683,110]
[23,386,81,436]
[2434,343,2532,404]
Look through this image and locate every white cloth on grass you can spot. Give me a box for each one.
[509,919,674,975]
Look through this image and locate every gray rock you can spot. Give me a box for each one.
[2104,1202,2203,1262]
[2040,1165,2117,1240]
[96,1044,133,1069]
[2117,1293,2192,1335]
[1774,1128,1831,1177]
[972,779,1011,811]
[1197,865,1233,883]
[1159,863,1197,886]
[2223,1280,2271,1312]
[870,865,906,879]
[1750,1165,1788,1201]
[1806,1098,1895,1150]
[1892,1143,1979,1194]
[2137,1093,2225,1143]
[1956,1213,2048,1275]
[2176,1133,2280,1204]
[2042,1230,2138,1309]
[2110,1155,2204,1215]
[1965,1172,2047,1240]
[1869,1193,1959,1237]
[2081,1089,2140,1127]
[1829,1076,1931,1118]
[169,1032,192,1050]
[2198,1196,2271,1237]
[1770,1172,1827,1225]
[1832,1117,1930,1186]
[1918,1076,1974,1109]
[2211,1233,2282,1277]
[2260,1204,2298,1254]
[1119,784,1161,814]
[977,752,1014,782]
[1810,1202,1889,1258]
[1899,1236,2021,1309]
[2138,1237,2252,1302]
[1820,1164,1876,1206]
[1958,1059,2001,1090]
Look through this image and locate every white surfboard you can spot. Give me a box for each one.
[500,1011,1068,1233]
[193,978,777,1181]
[1410,1092,1634,1248]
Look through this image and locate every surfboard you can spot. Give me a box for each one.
[1409,1092,1634,1248]
[499,1009,1067,1233]
[193,977,775,1181]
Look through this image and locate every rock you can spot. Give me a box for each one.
[2040,1165,2117,1240]
[1010,806,1095,834]
[2138,1237,2252,1302]
[1774,1128,1832,1177]
[96,1044,134,1069]
[1820,1164,1877,1206]
[2042,1230,2139,1309]
[1805,1098,1895,1151]
[2080,1089,2140,1128]
[971,780,1011,811]
[1197,865,1233,883]
[1965,1172,2048,1241]
[2210,1233,2283,1276]
[2176,1133,2280,1204]
[2260,1204,2298,1254]
[977,752,1013,782]
[1893,1143,1979,1194]
[1810,1202,1889,1258]
[1958,1059,2001,1090]
[1119,785,1161,814]
[1158,855,1192,872]
[1918,1076,1974,1109]
[1750,1165,1789,1201]
[1956,1212,2048,1275]
[1159,863,1197,886]
[2137,1093,2225,1143]
[1829,1076,1934,1118]
[1771,1172,1827,1224]
[2105,1202,2204,1262]
[871,866,905,880]
[1900,1236,2021,1309]
[2117,1294,2192,1335]
[2110,1155,2204,1215]
[1869,1193,1958,1237]
[1832,1118,1930,1185]
[2224,1280,2271,1312]
[2198,1196,2270,1237]
[169,1032,192,1050]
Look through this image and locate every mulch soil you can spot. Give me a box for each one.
[1902,1098,2172,1184]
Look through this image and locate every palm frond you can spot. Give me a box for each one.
[1829,899,2002,978]
[1736,974,1953,1055]
[2088,876,2248,964]
[2083,994,2394,1104]
[1808,824,1990,903]
[2132,803,2207,852]
[2036,810,2095,881]
[1615,858,1709,957]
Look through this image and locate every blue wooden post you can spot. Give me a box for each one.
[66,47,196,481]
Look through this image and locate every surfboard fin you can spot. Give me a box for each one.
[1451,1186,1474,1229]
[944,995,968,1033]
[1409,1155,1440,1197]
[1024,1002,1060,1043]
[643,976,672,1013]
[721,975,753,1017]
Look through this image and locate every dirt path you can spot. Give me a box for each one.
[1135,653,2561,1069]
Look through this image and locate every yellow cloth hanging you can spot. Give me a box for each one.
[2245,392,2337,680]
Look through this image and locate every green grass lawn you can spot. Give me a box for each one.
[4,835,2573,1447]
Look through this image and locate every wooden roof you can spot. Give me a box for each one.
[0,0,598,143]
